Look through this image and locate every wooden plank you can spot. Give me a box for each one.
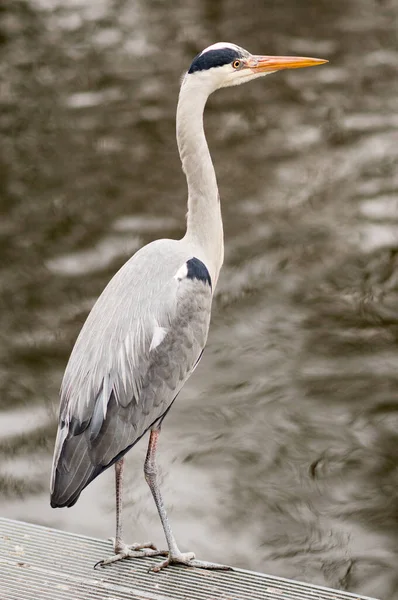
[0,518,378,600]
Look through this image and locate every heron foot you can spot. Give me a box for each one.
[150,551,233,572]
[94,539,168,569]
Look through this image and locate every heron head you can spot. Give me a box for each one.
[185,42,327,92]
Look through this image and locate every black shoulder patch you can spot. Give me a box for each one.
[186,257,212,289]
[188,48,240,74]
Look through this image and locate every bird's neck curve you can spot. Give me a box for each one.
[177,75,224,286]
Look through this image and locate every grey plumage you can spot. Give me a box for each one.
[51,239,212,507]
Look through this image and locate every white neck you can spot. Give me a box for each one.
[177,75,224,285]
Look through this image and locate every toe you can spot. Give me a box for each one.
[148,551,232,572]
[189,559,233,570]
[94,553,123,569]
[150,559,169,573]
[129,541,158,551]
[94,546,168,569]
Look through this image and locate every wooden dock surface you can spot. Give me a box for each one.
[0,517,378,600]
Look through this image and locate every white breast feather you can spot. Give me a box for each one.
[150,325,168,351]
[174,262,188,282]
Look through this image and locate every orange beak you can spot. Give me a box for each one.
[247,55,328,73]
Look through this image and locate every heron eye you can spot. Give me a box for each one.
[232,59,242,69]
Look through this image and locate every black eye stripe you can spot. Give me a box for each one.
[188,48,240,74]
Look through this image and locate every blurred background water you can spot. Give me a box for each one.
[1,0,398,597]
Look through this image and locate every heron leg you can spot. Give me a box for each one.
[114,456,124,551]
[144,428,232,572]
[94,457,167,569]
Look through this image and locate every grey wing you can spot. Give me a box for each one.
[50,249,212,508]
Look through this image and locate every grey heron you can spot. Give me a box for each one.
[50,42,327,571]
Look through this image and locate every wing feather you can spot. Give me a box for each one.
[51,241,213,507]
